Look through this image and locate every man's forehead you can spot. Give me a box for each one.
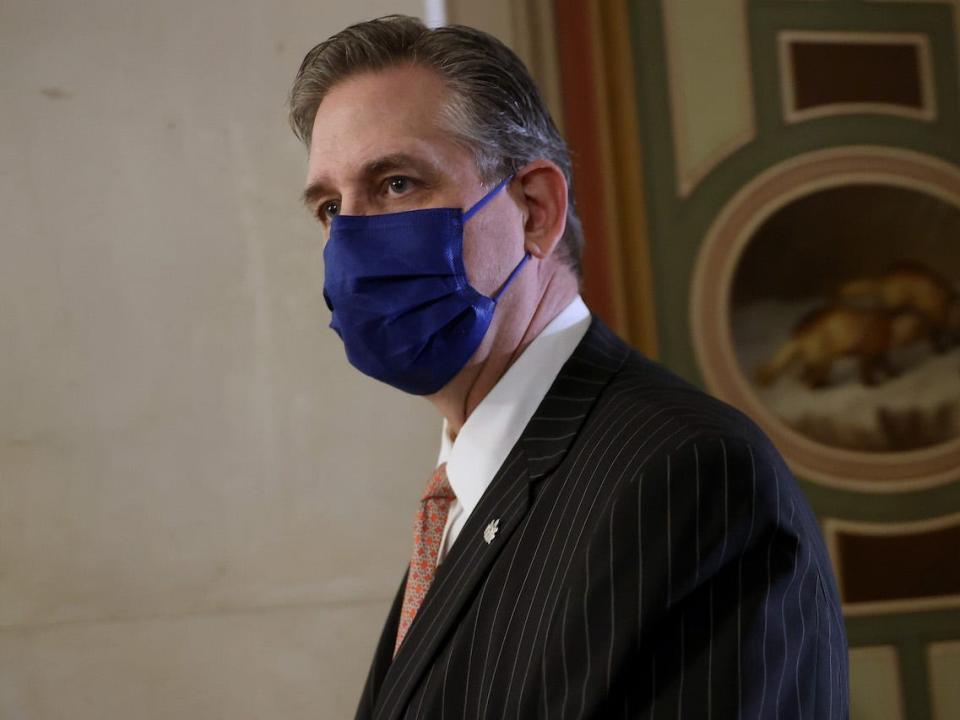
[305,137,448,183]
[309,65,449,144]
[305,65,458,184]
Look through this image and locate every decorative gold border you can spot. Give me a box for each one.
[661,0,757,197]
[593,0,660,356]
[690,146,960,493]
[778,30,937,124]
[587,1,629,333]
[848,645,907,720]
[823,513,960,616]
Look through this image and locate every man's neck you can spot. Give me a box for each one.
[428,264,579,437]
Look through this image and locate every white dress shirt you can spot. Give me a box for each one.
[434,295,592,566]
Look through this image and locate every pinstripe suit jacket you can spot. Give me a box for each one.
[356,317,849,719]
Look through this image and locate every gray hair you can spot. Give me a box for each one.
[288,14,584,279]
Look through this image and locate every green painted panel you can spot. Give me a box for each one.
[627,0,960,516]
[626,2,960,716]
[628,0,960,383]
[803,480,960,525]
[843,610,960,720]
[850,646,905,720]
[929,641,960,720]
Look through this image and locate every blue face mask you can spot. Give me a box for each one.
[322,176,530,395]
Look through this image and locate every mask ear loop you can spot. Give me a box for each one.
[492,252,531,302]
[462,173,529,301]
[463,174,515,222]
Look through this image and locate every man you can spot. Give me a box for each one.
[289,15,848,719]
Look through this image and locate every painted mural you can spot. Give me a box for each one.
[731,184,960,452]
[553,0,960,716]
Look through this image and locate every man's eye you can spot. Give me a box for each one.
[387,176,411,194]
[319,200,340,220]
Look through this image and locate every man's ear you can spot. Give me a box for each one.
[513,160,568,259]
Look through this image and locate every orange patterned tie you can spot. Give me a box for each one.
[394,462,456,658]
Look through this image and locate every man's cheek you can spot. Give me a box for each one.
[462,221,516,297]
[460,228,489,293]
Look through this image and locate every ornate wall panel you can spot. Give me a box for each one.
[690,146,960,492]
[849,645,907,720]
[556,1,960,717]
[928,640,960,719]
[661,0,756,196]
[779,30,936,122]
[825,513,960,615]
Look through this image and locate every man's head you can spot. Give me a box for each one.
[288,14,584,279]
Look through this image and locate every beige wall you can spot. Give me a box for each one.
[0,2,442,718]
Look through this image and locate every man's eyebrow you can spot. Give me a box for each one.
[362,152,440,180]
[300,179,335,210]
[300,152,441,209]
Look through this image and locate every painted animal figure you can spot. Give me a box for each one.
[835,259,960,353]
[754,304,930,388]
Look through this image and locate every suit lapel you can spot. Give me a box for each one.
[354,569,407,720]
[371,317,630,720]
[372,445,532,720]
[521,317,630,479]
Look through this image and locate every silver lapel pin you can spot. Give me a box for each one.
[483,518,500,544]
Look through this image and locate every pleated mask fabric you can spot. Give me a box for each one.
[322,175,529,395]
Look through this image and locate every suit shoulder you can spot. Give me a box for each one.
[576,349,805,527]
[592,349,771,450]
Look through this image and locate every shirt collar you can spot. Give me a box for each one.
[437,295,591,515]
